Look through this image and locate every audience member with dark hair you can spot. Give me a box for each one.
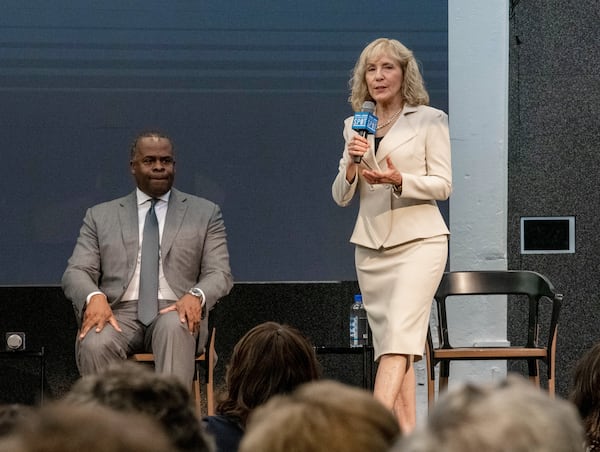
[571,342,600,451]
[239,379,400,452]
[62,360,214,452]
[0,402,173,452]
[394,374,585,452]
[0,404,34,438]
[203,321,321,452]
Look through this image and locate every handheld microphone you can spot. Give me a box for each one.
[351,101,378,163]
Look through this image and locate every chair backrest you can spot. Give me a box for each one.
[434,270,562,351]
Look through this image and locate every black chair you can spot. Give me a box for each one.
[425,270,562,407]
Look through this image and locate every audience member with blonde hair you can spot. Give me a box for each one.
[203,321,321,451]
[239,379,400,452]
[393,374,585,452]
[570,341,600,451]
[0,402,173,452]
[0,404,34,438]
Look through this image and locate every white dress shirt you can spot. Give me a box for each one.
[120,188,178,302]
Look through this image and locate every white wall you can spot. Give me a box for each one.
[446,0,510,384]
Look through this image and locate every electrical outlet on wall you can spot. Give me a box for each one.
[5,332,26,351]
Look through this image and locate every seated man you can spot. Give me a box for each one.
[62,130,233,388]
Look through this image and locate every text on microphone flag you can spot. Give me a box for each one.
[352,111,378,134]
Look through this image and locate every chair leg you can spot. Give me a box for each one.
[424,347,436,409]
[206,354,215,415]
[193,364,202,416]
[548,329,557,398]
[439,376,449,393]
[191,362,216,417]
[548,376,555,398]
[527,359,540,388]
[427,375,435,409]
[207,374,215,416]
[527,375,540,387]
[439,361,449,393]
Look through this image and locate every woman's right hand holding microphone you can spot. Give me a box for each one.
[346,134,370,182]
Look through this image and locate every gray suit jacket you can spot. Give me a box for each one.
[62,188,233,352]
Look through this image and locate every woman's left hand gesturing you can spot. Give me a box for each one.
[362,156,402,186]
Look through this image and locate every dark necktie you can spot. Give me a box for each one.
[138,198,159,325]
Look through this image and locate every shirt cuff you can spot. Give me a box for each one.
[86,291,104,305]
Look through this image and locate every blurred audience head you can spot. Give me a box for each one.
[239,379,400,452]
[216,321,321,426]
[394,374,585,452]
[0,404,34,437]
[570,341,600,450]
[0,402,172,452]
[62,360,214,452]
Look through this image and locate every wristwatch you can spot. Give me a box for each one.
[188,288,203,299]
[188,288,206,319]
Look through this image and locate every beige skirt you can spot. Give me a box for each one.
[355,234,448,362]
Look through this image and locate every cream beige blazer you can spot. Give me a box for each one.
[332,104,451,250]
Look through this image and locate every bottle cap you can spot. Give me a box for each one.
[354,294,362,303]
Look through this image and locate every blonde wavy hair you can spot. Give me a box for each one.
[349,38,429,111]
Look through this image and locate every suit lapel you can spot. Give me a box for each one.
[375,105,418,163]
[361,133,380,171]
[162,188,187,256]
[119,191,139,283]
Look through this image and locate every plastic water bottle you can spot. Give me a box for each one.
[349,294,369,347]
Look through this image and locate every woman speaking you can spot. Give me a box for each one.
[332,37,452,433]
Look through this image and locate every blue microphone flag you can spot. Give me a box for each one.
[351,111,378,134]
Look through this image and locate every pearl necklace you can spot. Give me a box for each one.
[376,107,403,130]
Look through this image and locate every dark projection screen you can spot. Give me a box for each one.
[0,1,448,284]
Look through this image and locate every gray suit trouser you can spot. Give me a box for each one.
[76,300,197,388]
